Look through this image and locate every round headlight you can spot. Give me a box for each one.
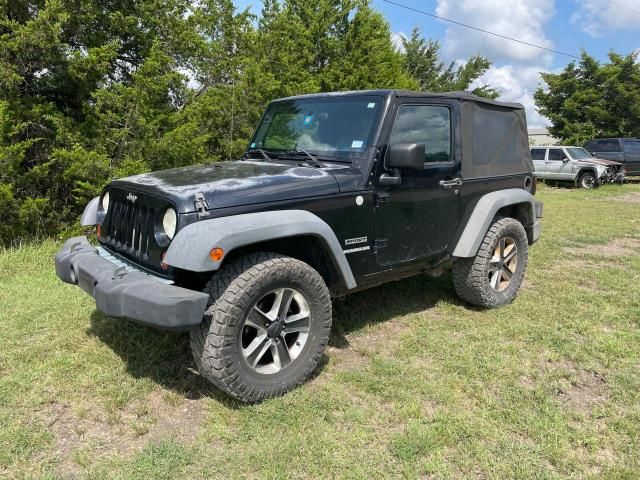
[101,191,110,213]
[162,208,177,240]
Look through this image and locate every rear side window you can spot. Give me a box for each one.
[587,139,621,152]
[390,105,452,163]
[531,148,546,160]
[623,140,640,152]
[547,149,567,161]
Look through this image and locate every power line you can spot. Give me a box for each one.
[607,0,640,16]
[381,0,580,59]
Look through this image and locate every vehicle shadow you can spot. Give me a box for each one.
[330,272,459,348]
[87,271,460,402]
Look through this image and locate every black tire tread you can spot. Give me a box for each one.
[452,217,528,308]
[190,252,331,403]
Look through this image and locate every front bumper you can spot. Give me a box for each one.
[54,236,209,330]
[598,167,625,184]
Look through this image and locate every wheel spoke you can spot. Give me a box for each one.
[502,266,513,280]
[490,270,501,289]
[504,245,517,263]
[244,335,271,367]
[499,238,505,260]
[284,312,311,333]
[276,288,295,319]
[246,310,269,332]
[271,339,291,370]
[254,303,277,323]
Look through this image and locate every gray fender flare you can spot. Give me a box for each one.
[452,188,536,258]
[163,210,357,289]
[80,197,100,226]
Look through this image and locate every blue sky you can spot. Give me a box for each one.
[233,0,640,126]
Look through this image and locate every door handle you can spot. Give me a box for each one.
[439,178,462,189]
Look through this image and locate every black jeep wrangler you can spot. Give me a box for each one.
[55,90,543,402]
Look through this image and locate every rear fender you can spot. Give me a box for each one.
[452,189,539,257]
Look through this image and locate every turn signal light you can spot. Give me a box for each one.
[96,224,101,238]
[160,250,169,270]
[209,247,224,262]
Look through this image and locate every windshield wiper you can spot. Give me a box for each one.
[282,149,322,168]
[244,148,273,161]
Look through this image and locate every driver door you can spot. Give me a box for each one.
[373,101,461,266]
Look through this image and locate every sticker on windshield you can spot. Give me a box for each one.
[303,115,313,126]
[351,140,364,149]
[367,102,376,109]
[250,142,256,148]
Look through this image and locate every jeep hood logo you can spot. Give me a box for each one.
[126,193,138,202]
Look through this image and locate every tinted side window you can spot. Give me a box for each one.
[589,139,621,152]
[390,105,451,163]
[547,149,567,161]
[531,148,546,160]
[623,140,640,152]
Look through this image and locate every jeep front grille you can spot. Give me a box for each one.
[102,198,155,261]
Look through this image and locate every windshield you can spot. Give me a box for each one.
[567,147,593,159]
[249,96,383,161]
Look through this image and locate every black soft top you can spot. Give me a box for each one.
[277,89,525,111]
[276,90,532,179]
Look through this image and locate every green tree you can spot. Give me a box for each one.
[534,51,640,144]
[0,0,499,244]
[401,27,497,98]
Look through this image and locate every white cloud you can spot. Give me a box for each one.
[391,32,407,52]
[471,65,551,128]
[435,0,556,63]
[572,0,640,37]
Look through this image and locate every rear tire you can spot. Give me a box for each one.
[452,217,528,308]
[190,253,332,403]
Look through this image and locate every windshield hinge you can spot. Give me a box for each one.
[194,192,209,217]
[374,192,390,207]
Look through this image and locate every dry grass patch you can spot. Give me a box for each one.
[41,390,205,476]
[563,236,640,258]
[610,191,640,204]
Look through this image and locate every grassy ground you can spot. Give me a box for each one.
[1,183,639,479]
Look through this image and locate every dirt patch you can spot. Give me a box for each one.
[611,192,640,204]
[544,359,608,412]
[563,237,640,259]
[42,390,206,476]
[327,346,370,370]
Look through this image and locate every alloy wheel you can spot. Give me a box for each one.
[240,288,311,375]
[488,236,518,292]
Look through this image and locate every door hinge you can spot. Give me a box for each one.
[194,192,209,217]
[373,239,388,254]
[374,192,390,207]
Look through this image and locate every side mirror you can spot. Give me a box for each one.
[388,143,425,171]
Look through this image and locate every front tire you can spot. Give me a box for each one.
[452,217,528,308]
[190,253,332,403]
[578,171,598,189]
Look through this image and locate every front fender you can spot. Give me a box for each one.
[163,210,357,289]
[80,197,100,226]
[452,189,539,258]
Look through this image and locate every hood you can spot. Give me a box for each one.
[110,160,341,213]
[582,157,623,167]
